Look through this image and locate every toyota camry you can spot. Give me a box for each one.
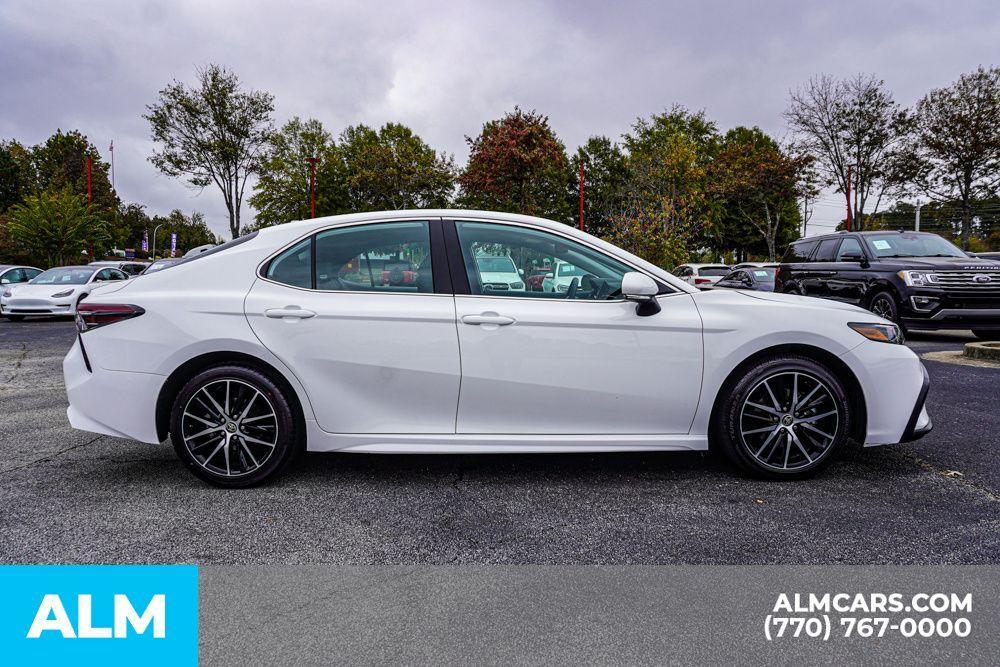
[63,210,932,487]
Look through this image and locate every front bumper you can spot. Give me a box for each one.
[2,296,75,316]
[901,289,1000,330]
[899,364,932,442]
[64,337,164,443]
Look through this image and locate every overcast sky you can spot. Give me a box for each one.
[1,0,997,238]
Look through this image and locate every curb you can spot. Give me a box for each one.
[922,350,1000,369]
[964,341,1000,362]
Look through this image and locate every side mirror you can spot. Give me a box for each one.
[518,268,525,276]
[840,252,869,266]
[622,272,661,316]
[966,251,978,258]
[545,272,554,279]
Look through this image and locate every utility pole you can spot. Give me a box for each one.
[578,161,585,232]
[845,165,853,232]
[915,201,923,232]
[109,141,115,193]
[305,157,320,219]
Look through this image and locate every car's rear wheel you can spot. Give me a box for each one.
[972,329,1000,341]
[713,355,851,479]
[169,365,298,487]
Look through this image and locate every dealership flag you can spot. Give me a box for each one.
[170,233,177,258]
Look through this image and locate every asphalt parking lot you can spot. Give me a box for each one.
[1,318,997,565]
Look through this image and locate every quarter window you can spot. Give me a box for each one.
[266,238,312,289]
[782,241,818,263]
[455,221,633,300]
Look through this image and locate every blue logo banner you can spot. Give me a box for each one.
[0,565,198,666]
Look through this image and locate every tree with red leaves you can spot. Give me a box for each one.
[458,108,571,223]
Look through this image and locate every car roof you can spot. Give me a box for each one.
[45,265,95,271]
[0,264,40,270]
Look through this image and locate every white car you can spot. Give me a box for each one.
[541,260,591,294]
[474,255,525,293]
[63,210,931,487]
[2,265,129,320]
[672,263,732,287]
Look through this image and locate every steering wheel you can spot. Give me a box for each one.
[565,277,580,300]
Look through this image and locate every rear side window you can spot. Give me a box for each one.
[782,241,817,263]
[814,239,840,262]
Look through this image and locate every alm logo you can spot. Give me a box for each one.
[27,593,166,639]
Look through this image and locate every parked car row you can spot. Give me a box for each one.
[0,257,195,321]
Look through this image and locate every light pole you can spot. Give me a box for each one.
[151,223,164,260]
[915,201,923,232]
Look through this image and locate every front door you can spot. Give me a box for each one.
[448,220,703,435]
[245,219,461,434]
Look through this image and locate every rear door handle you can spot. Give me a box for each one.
[461,313,515,326]
[265,306,316,320]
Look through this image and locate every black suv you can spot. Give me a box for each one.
[775,230,1000,340]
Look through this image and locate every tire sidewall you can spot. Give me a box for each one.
[170,364,297,487]
[715,355,852,479]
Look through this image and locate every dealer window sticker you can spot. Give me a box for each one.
[872,239,892,250]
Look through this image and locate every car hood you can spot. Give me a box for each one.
[877,256,1000,270]
[705,288,872,315]
[5,283,84,297]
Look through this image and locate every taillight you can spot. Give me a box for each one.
[75,303,145,332]
[694,277,712,285]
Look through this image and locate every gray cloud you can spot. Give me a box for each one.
[1,0,997,237]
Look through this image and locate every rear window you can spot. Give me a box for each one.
[698,266,730,277]
[782,241,818,263]
[476,256,517,273]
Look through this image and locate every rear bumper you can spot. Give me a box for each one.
[63,337,164,443]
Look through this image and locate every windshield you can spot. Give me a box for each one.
[476,256,517,273]
[30,268,94,285]
[864,233,966,258]
[698,266,731,277]
[557,263,585,277]
[144,260,176,274]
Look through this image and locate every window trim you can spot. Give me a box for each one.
[257,217,452,297]
[443,217,676,303]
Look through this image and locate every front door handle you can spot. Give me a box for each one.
[265,306,316,320]
[461,313,515,326]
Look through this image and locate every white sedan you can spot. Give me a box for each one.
[63,210,931,487]
[3,265,129,320]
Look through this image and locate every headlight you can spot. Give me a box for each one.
[556,283,569,292]
[510,281,525,290]
[51,289,75,298]
[848,322,904,344]
[897,270,939,287]
[1,289,11,298]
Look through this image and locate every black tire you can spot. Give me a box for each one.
[4,314,25,322]
[712,355,852,479]
[867,291,899,323]
[170,364,299,487]
[972,329,1000,341]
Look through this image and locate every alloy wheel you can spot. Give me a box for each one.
[181,379,279,478]
[870,295,895,320]
[739,371,840,471]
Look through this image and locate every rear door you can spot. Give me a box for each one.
[448,219,703,435]
[245,219,461,434]
[802,239,840,297]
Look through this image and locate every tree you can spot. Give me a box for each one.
[145,64,274,239]
[0,140,32,213]
[785,74,911,230]
[620,107,719,254]
[7,190,109,266]
[603,206,690,270]
[249,117,345,228]
[714,127,808,261]
[458,108,571,221]
[909,66,1000,249]
[568,136,629,238]
[148,209,216,257]
[30,130,117,213]
[337,122,454,211]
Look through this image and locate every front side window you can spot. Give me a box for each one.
[455,221,633,300]
[837,237,864,261]
[2,269,24,284]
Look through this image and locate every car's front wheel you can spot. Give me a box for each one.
[713,355,852,479]
[169,365,299,487]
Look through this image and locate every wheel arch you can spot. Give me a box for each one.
[155,351,307,445]
[708,343,868,445]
